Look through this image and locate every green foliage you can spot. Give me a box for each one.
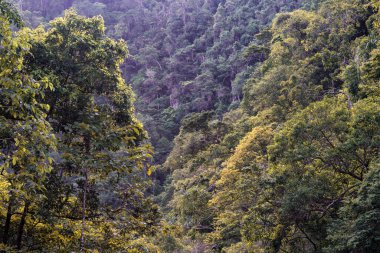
[249,96,379,251]
[161,0,380,252]
[3,0,380,252]
[0,0,23,26]
[24,11,158,251]
[0,9,159,252]
[269,96,380,181]
[326,162,380,253]
[13,0,309,164]
[0,10,55,250]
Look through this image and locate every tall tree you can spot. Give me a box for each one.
[16,11,159,251]
[0,8,55,250]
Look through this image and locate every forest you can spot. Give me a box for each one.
[0,0,379,252]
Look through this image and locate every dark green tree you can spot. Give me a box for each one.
[326,162,380,253]
[19,11,159,251]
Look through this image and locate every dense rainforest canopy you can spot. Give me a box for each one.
[0,0,379,252]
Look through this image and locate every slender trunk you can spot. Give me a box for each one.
[80,169,88,253]
[3,196,14,245]
[16,200,30,249]
[80,135,91,252]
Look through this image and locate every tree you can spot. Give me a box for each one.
[0,0,23,26]
[0,10,55,250]
[20,11,158,251]
[249,96,380,252]
[326,162,380,253]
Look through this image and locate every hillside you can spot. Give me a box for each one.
[13,0,318,163]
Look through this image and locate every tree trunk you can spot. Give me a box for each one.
[2,196,14,245]
[80,169,88,253]
[16,200,30,249]
[80,136,91,252]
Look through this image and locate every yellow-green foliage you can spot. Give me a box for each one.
[164,0,380,252]
[2,0,380,252]
[0,9,159,252]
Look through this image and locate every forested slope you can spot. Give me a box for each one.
[1,0,380,252]
[12,0,320,163]
[159,0,380,251]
